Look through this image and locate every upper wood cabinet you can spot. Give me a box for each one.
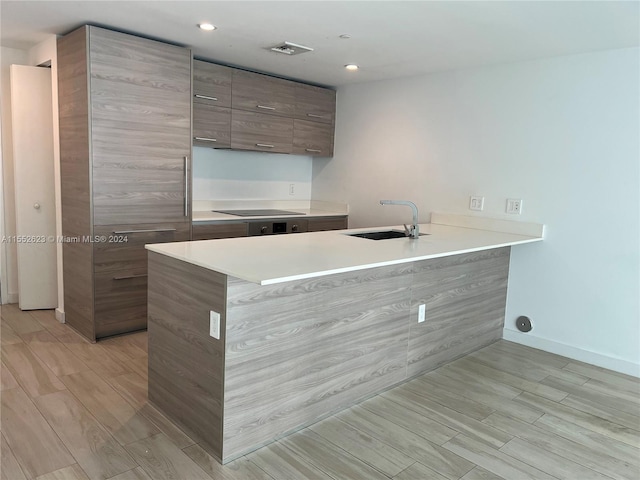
[295,84,336,125]
[231,110,293,154]
[232,70,296,117]
[193,61,336,156]
[193,60,232,108]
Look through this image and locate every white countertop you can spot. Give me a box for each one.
[147,214,544,285]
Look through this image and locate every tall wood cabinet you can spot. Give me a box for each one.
[58,26,192,341]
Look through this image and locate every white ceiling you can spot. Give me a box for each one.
[1,1,638,87]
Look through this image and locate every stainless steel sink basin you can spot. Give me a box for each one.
[348,230,427,240]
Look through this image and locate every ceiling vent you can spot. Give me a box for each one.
[269,41,313,56]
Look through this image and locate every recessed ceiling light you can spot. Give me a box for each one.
[199,23,216,31]
[344,64,359,71]
[339,34,352,39]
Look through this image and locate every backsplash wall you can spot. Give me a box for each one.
[192,147,313,201]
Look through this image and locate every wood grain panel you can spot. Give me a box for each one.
[231,109,293,154]
[193,103,231,148]
[232,69,295,117]
[193,60,232,108]
[407,248,510,376]
[147,252,227,460]
[1,388,75,478]
[306,216,348,232]
[223,263,412,461]
[89,26,191,225]
[92,223,190,338]
[294,83,335,124]
[292,119,334,157]
[57,26,95,342]
[192,222,248,240]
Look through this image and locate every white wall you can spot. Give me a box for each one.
[1,46,29,303]
[312,47,640,376]
[193,147,313,201]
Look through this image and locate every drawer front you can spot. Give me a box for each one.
[192,222,248,240]
[293,119,334,157]
[193,104,231,148]
[232,70,295,117]
[93,223,190,274]
[94,272,148,338]
[307,217,348,232]
[193,60,232,108]
[231,110,293,154]
[295,84,335,124]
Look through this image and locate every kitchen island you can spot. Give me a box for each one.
[145,213,543,463]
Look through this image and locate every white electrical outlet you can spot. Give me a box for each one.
[469,196,484,211]
[209,310,220,339]
[506,198,523,215]
[418,304,426,323]
[289,184,295,195]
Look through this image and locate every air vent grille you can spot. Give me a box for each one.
[269,41,313,56]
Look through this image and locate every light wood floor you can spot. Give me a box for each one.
[1,304,639,480]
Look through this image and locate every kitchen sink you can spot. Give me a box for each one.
[348,230,425,240]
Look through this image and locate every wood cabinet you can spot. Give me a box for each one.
[193,60,232,108]
[295,83,335,124]
[307,216,348,232]
[232,70,295,117]
[192,223,248,240]
[193,60,336,156]
[58,25,192,341]
[193,61,232,148]
[231,110,293,154]
[293,119,334,156]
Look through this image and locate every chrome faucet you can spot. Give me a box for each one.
[380,200,420,239]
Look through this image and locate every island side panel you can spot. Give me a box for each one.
[222,263,413,462]
[147,251,226,460]
[407,247,511,376]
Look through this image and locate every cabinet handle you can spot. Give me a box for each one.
[257,105,276,110]
[112,228,177,234]
[306,113,324,118]
[195,94,218,101]
[194,137,217,142]
[256,143,275,148]
[113,273,148,281]
[305,148,322,153]
[184,156,189,217]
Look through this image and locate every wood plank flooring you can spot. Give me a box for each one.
[1,304,639,480]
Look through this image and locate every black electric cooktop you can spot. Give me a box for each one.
[212,209,303,217]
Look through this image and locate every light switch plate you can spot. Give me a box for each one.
[418,304,426,323]
[209,310,220,339]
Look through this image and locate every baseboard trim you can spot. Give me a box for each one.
[5,292,18,304]
[503,328,640,378]
[55,308,65,323]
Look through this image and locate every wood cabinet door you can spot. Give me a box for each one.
[231,110,293,154]
[192,223,248,240]
[193,103,231,148]
[307,217,348,232]
[193,60,232,108]
[295,84,335,124]
[293,119,334,157]
[232,70,295,117]
[89,27,191,225]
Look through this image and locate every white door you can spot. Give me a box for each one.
[10,65,57,309]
